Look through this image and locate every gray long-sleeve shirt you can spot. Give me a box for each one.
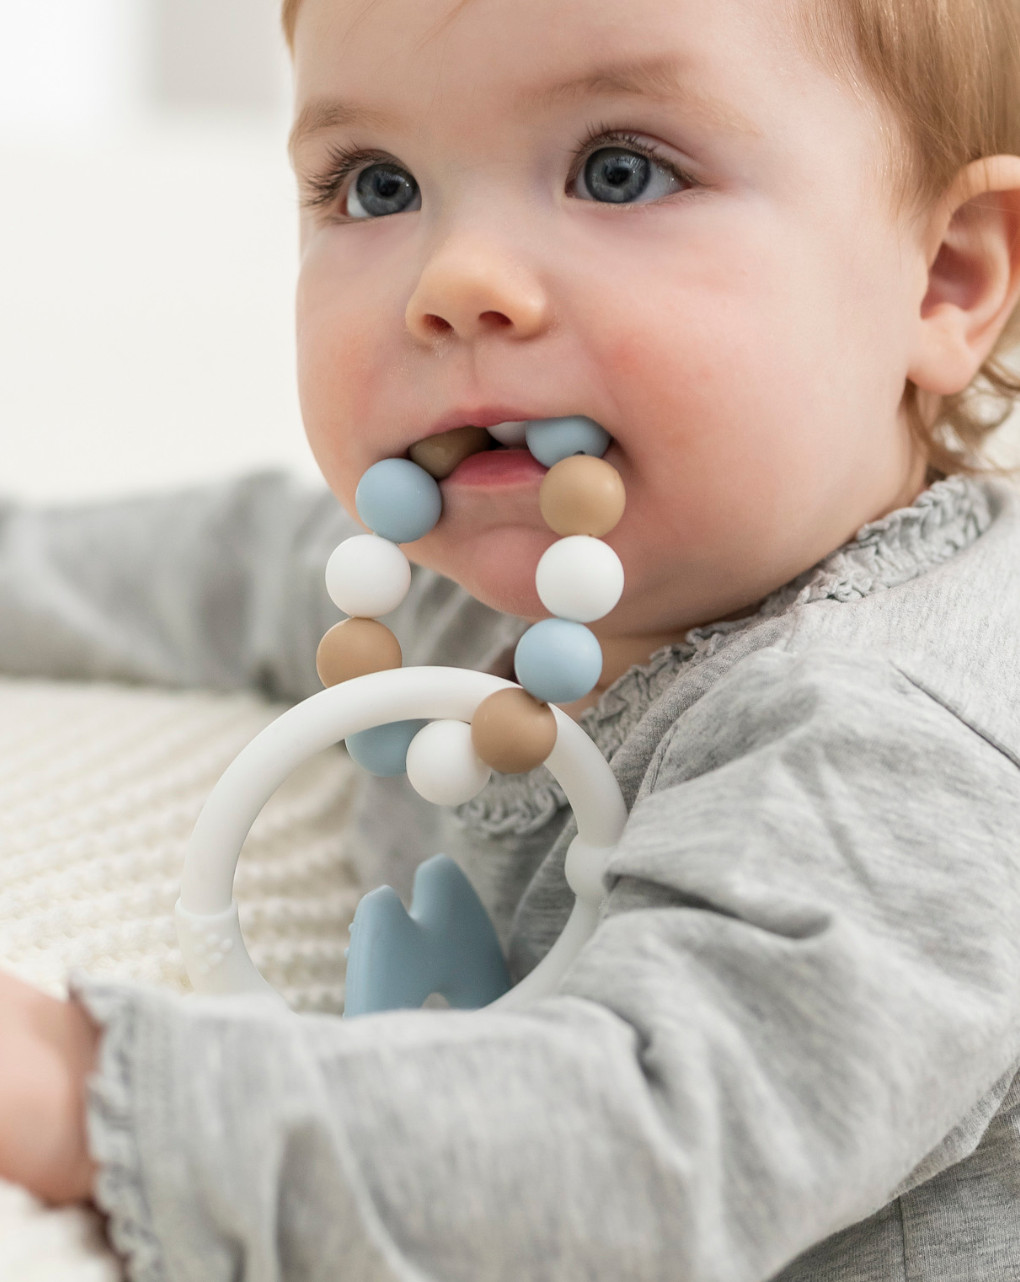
[2,473,1019,1281]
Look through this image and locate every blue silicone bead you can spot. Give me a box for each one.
[513,618,603,704]
[525,416,611,468]
[346,719,428,777]
[355,459,442,543]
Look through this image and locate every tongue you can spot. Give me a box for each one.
[409,425,492,479]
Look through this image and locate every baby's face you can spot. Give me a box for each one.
[291,0,929,640]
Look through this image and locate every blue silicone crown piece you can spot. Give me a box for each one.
[346,719,428,777]
[343,854,511,1018]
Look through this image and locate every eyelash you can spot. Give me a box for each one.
[299,125,698,217]
[301,142,391,213]
[566,122,697,196]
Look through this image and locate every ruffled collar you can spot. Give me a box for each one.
[458,475,994,836]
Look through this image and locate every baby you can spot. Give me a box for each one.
[1,0,1020,1277]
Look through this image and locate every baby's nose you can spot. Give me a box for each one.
[405,240,550,343]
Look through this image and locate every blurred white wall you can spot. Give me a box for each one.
[0,0,320,501]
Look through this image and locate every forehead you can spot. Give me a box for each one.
[291,0,803,117]
[288,0,892,215]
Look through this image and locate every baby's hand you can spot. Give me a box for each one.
[0,969,98,1204]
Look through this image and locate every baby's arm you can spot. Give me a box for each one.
[0,470,518,699]
[0,473,348,700]
[0,970,98,1205]
[8,648,1020,1280]
[70,654,1020,1276]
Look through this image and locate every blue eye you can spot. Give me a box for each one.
[347,162,421,219]
[571,140,689,205]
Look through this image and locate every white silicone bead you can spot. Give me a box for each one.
[535,536,624,623]
[325,535,412,617]
[405,720,492,806]
[486,419,529,446]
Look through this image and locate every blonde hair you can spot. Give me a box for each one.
[282,0,1020,476]
[796,0,1020,477]
[282,0,301,44]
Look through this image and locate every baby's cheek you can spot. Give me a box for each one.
[604,327,655,381]
[600,307,731,410]
[299,309,379,450]
[599,327,688,431]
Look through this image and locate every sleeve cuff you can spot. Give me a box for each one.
[69,970,168,1282]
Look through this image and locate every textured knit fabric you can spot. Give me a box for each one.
[2,473,1020,1281]
[0,677,361,1009]
[0,675,366,1281]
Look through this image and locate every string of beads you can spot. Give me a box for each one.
[315,416,625,807]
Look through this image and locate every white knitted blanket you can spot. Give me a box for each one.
[0,676,367,1279]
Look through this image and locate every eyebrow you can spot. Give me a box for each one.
[289,99,399,157]
[533,56,762,137]
[289,54,761,157]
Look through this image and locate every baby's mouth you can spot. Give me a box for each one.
[407,422,529,479]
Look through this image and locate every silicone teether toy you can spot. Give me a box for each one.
[176,417,629,1015]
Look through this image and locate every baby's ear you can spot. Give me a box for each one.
[908,155,1020,396]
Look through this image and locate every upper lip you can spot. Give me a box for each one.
[421,407,551,440]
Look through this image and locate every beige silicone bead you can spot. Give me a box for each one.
[409,425,491,479]
[316,618,402,687]
[539,455,626,537]
[470,688,558,774]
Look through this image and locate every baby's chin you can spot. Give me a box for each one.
[410,523,554,620]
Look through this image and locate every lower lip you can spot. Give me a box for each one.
[443,448,547,487]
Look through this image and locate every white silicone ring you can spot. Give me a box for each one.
[176,666,627,1010]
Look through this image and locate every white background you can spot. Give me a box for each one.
[0,0,319,500]
[0,1,1017,502]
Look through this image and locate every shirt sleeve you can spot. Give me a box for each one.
[0,472,519,702]
[0,472,349,700]
[70,647,1020,1282]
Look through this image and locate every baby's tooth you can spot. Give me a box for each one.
[486,420,529,447]
[409,426,492,479]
